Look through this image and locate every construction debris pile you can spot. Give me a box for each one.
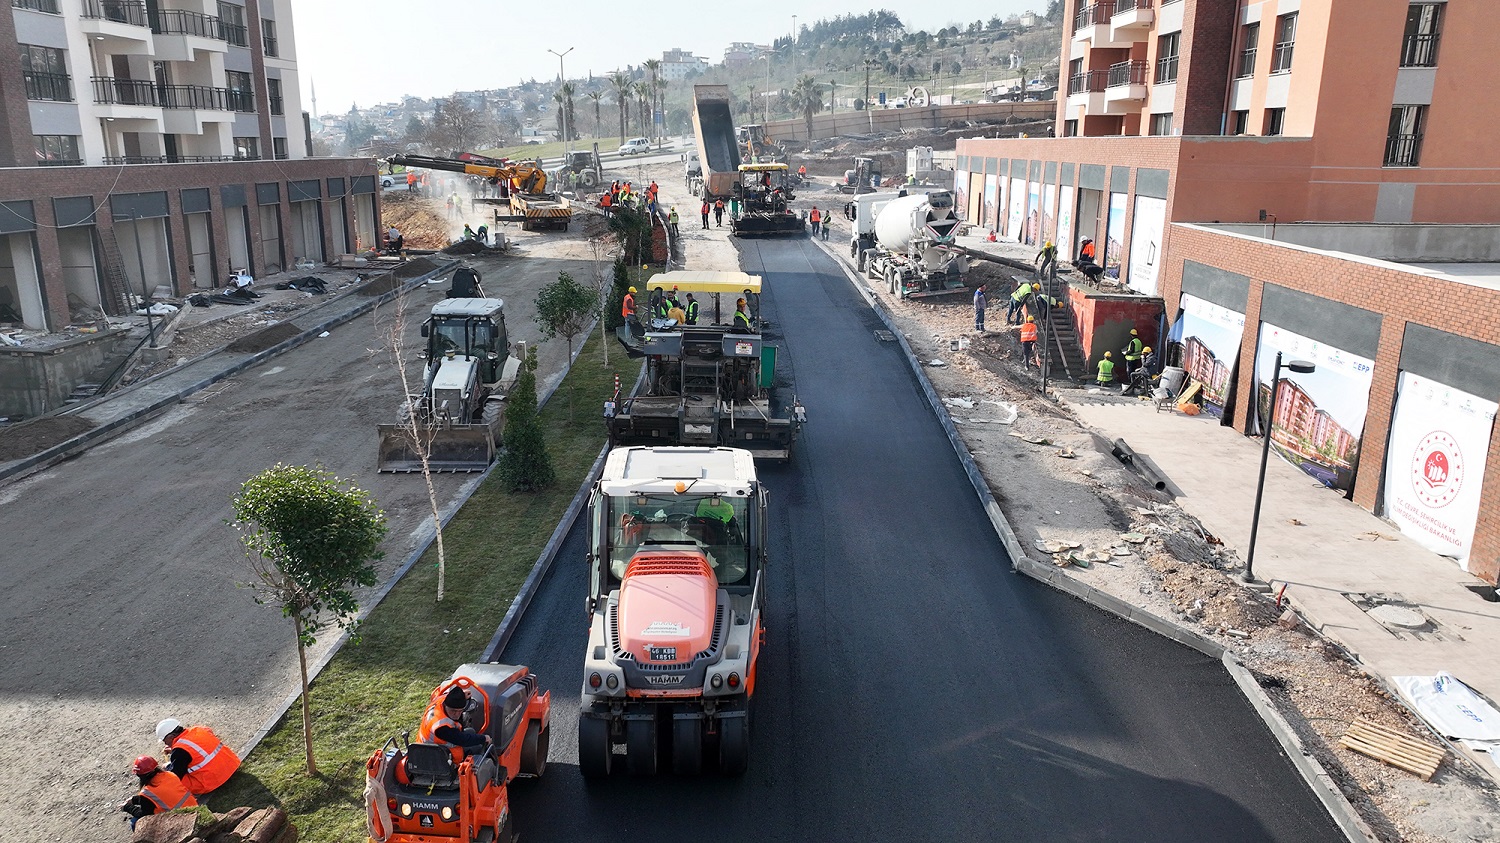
[379,193,451,249]
[130,806,297,843]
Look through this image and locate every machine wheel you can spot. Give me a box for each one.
[857,249,868,273]
[577,716,612,779]
[718,715,749,776]
[886,268,898,296]
[497,812,516,843]
[520,720,549,778]
[672,717,704,776]
[580,171,598,187]
[624,717,658,776]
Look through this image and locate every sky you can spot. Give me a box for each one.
[290,0,1043,115]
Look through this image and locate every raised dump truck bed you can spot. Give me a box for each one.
[691,85,742,200]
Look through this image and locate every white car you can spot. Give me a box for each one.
[618,137,651,156]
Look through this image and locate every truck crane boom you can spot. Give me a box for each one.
[390,153,549,195]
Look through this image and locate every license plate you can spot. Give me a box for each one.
[648,646,677,662]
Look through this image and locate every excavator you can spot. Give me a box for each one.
[389,153,572,231]
[365,663,551,843]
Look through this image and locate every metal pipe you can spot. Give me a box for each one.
[1245,351,1282,583]
[1111,437,1168,491]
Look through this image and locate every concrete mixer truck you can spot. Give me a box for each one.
[858,189,969,299]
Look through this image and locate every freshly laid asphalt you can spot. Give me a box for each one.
[504,237,1344,841]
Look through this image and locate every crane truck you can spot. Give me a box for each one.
[376,280,522,472]
[690,85,742,200]
[578,445,767,777]
[364,663,551,843]
[389,153,572,231]
[859,189,969,299]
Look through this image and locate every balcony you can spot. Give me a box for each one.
[1383,133,1422,168]
[92,77,247,114]
[1111,0,1153,34]
[12,0,61,13]
[149,9,229,60]
[1074,2,1134,48]
[81,0,146,26]
[1066,69,1109,114]
[80,0,152,48]
[23,71,72,102]
[1105,60,1148,103]
[101,154,239,165]
[1400,33,1439,68]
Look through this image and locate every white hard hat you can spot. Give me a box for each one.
[156,718,183,742]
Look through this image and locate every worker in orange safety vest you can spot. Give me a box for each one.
[417,685,491,763]
[1020,316,1039,368]
[809,206,822,237]
[156,719,240,795]
[120,755,196,829]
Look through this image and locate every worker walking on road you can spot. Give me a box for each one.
[156,718,240,796]
[701,200,711,229]
[1096,351,1116,386]
[1020,315,1039,368]
[973,284,987,332]
[1123,328,1144,378]
[1007,278,1032,325]
[714,198,725,227]
[120,756,196,829]
[809,206,822,238]
[667,206,679,238]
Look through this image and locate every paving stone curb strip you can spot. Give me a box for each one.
[0,261,461,487]
[814,237,1372,842]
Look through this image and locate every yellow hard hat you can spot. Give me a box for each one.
[1104,351,1112,358]
[1130,328,1138,335]
[737,298,747,306]
[1143,347,1152,354]
[628,286,637,293]
[1026,316,1034,322]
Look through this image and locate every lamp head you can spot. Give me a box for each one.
[1287,360,1316,374]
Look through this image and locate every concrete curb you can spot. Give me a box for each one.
[238,319,605,759]
[813,235,1373,843]
[0,261,459,487]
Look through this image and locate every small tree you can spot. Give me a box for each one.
[232,464,387,776]
[605,256,632,330]
[587,237,615,362]
[497,347,554,492]
[535,271,598,359]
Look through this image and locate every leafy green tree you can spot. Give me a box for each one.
[608,205,654,269]
[789,76,825,140]
[605,257,631,330]
[497,347,554,493]
[232,464,387,776]
[535,271,599,358]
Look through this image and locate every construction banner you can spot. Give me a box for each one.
[1056,185,1075,260]
[1176,293,1245,418]
[1252,322,1375,493]
[954,169,969,219]
[1007,177,1025,241]
[1383,372,1497,566]
[1104,193,1127,279]
[1024,182,1041,245]
[983,174,998,229]
[1042,183,1057,244]
[1127,196,1166,297]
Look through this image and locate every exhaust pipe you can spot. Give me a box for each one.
[1111,437,1168,492]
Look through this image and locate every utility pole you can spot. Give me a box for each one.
[547,47,574,157]
[791,16,797,78]
[830,79,835,113]
[764,56,771,124]
[864,59,875,132]
[129,207,156,348]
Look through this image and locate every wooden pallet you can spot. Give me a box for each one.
[1338,718,1445,780]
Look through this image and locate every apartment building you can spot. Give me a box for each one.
[955,1,1500,584]
[1,0,377,336]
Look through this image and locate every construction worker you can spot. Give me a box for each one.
[907,173,917,185]
[1020,315,1039,368]
[667,206,679,238]
[1096,351,1116,385]
[701,200,711,229]
[1035,240,1057,280]
[1007,278,1032,325]
[731,298,753,333]
[418,685,491,763]
[406,170,416,191]
[714,198,725,227]
[156,718,240,796]
[797,164,807,179]
[1123,328,1144,378]
[599,190,613,218]
[622,286,638,329]
[809,206,821,238]
[666,286,682,311]
[973,284,987,332]
[668,300,687,325]
[120,755,196,829]
[684,292,699,325]
[651,290,670,321]
[1079,237,1097,264]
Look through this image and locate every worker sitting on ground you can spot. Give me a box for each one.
[1096,351,1116,385]
[156,718,241,796]
[120,755,196,829]
[730,298,754,333]
[419,686,492,763]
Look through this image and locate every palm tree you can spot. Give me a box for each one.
[642,59,662,139]
[634,81,651,136]
[609,73,631,140]
[789,75,824,141]
[561,81,577,141]
[653,77,668,139]
[586,90,603,136]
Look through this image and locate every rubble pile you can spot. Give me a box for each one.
[380,193,451,249]
[131,806,297,843]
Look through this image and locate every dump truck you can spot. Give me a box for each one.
[389,153,572,231]
[578,445,766,777]
[731,163,805,237]
[377,289,521,472]
[364,663,550,843]
[691,85,742,200]
[861,189,969,299]
[608,271,804,460]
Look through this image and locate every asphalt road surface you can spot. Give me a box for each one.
[0,256,588,840]
[502,238,1344,841]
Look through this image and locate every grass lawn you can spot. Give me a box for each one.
[213,328,629,842]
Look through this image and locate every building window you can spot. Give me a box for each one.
[1064,119,1079,137]
[261,18,278,56]
[273,137,288,160]
[234,136,260,160]
[1271,13,1297,73]
[1231,110,1249,135]
[12,0,61,13]
[1149,113,1173,136]
[1385,105,1425,167]
[268,77,283,115]
[217,2,248,46]
[19,45,71,101]
[1264,107,1285,136]
[225,70,255,112]
[1401,4,1442,68]
[33,134,80,165]
[1154,32,1180,84]
[1237,23,1259,78]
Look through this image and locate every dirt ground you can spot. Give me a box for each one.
[824,235,1500,841]
[0,415,95,461]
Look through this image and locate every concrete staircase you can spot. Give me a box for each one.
[1035,279,1088,382]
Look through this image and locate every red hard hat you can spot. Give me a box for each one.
[132,755,159,775]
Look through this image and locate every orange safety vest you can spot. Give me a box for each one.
[416,706,465,763]
[622,292,635,318]
[809,209,821,223]
[169,725,240,795]
[1020,322,1038,342]
[140,770,197,814]
[1081,242,1096,261]
[406,172,415,185]
[798,165,806,176]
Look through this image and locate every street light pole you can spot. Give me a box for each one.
[129,207,156,348]
[864,59,875,132]
[547,47,574,157]
[1243,351,1317,584]
[791,16,797,78]
[764,56,771,124]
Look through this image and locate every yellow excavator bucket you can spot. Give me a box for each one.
[376,423,496,473]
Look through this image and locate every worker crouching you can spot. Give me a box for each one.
[120,755,196,829]
[156,717,241,796]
